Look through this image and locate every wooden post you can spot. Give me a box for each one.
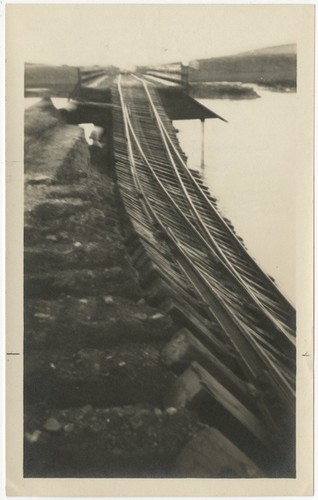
[181,64,189,93]
[200,119,205,169]
[69,68,81,102]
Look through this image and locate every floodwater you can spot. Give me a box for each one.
[175,89,299,305]
[24,90,299,304]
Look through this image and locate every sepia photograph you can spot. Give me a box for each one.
[6,3,314,496]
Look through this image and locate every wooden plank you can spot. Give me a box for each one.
[174,427,264,478]
[191,362,269,445]
[165,362,268,446]
[161,327,255,409]
[164,365,202,409]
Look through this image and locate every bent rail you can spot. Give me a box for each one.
[112,73,296,471]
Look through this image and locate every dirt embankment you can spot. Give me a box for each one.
[24,98,206,478]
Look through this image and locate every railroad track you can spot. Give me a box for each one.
[112,73,296,470]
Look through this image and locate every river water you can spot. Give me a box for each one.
[175,88,298,304]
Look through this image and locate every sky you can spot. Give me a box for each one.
[6,4,304,69]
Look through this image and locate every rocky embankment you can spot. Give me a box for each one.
[24,98,262,478]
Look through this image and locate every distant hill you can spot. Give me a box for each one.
[237,44,296,57]
[189,44,297,88]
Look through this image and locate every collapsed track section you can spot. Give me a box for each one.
[112,74,296,475]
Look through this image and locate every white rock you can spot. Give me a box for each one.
[103,296,114,304]
[151,313,165,320]
[43,418,62,432]
[25,430,42,443]
[166,407,177,415]
[34,312,51,319]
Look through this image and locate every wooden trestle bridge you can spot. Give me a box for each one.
[112,73,296,475]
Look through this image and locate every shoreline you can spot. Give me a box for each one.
[189,81,296,100]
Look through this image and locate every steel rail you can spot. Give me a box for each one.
[126,77,296,376]
[133,74,295,347]
[133,74,294,317]
[116,76,295,410]
[117,77,294,378]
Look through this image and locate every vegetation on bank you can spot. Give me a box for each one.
[254,80,296,92]
[190,83,260,100]
[188,44,297,91]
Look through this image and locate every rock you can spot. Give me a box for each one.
[34,312,51,320]
[109,266,122,274]
[24,406,202,477]
[25,430,42,443]
[59,231,69,240]
[166,407,178,415]
[63,423,75,433]
[27,175,52,186]
[103,295,114,304]
[43,418,62,432]
[150,313,165,320]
